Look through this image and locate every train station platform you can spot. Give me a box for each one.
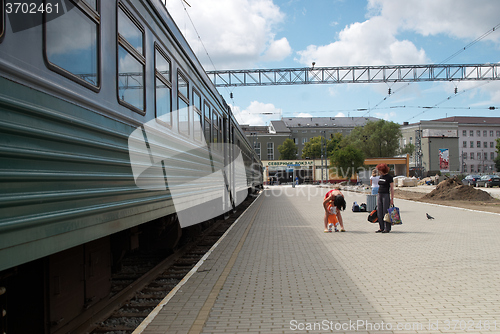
[134,185,500,334]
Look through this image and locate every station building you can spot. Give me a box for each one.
[241,116,378,184]
[401,117,500,174]
[243,116,500,183]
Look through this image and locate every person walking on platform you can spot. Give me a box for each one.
[370,169,380,195]
[375,163,394,233]
[323,189,346,232]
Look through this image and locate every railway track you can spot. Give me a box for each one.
[81,194,258,334]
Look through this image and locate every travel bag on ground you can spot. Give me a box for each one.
[367,208,378,223]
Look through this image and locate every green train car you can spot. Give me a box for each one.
[0,0,262,332]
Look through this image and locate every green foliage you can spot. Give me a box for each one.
[495,139,500,172]
[399,143,415,156]
[327,132,343,156]
[330,144,365,182]
[301,136,324,159]
[277,138,298,160]
[344,119,402,158]
[301,133,344,160]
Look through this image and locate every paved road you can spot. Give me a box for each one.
[139,185,500,334]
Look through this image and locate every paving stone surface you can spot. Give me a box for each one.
[138,185,500,334]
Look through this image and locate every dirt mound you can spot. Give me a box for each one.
[422,176,493,201]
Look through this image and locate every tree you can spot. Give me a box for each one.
[301,136,323,159]
[495,138,500,172]
[345,120,402,158]
[330,145,365,183]
[301,134,344,160]
[278,138,298,160]
[398,143,415,156]
[327,132,343,157]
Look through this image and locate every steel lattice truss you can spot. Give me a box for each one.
[206,63,500,87]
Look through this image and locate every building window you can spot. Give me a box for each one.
[470,141,474,148]
[497,131,500,137]
[477,130,481,137]
[155,46,171,126]
[462,130,467,137]
[267,142,274,160]
[477,152,481,160]
[118,4,145,112]
[254,142,261,159]
[484,141,488,148]
[46,0,100,89]
[463,152,467,160]
[491,152,495,160]
[302,138,307,145]
[483,130,488,137]
[462,141,467,148]
[470,130,474,137]
[470,152,474,160]
[490,130,494,137]
[477,141,481,148]
[490,142,495,148]
[293,138,297,145]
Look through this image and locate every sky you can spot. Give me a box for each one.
[166,0,500,126]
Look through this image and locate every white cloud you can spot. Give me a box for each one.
[295,112,313,117]
[296,16,428,67]
[262,37,292,62]
[368,0,500,41]
[295,0,500,68]
[167,0,291,69]
[374,111,397,121]
[232,101,282,125]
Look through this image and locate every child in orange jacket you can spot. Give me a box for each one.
[323,189,346,232]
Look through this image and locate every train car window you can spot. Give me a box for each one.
[118,3,145,112]
[155,47,171,126]
[0,0,4,42]
[219,116,223,144]
[212,111,219,149]
[84,0,98,11]
[45,0,100,90]
[204,103,211,144]
[192,90,202,142]
[177,71,189,135]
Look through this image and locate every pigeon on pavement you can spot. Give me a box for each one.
[426,213,434,220]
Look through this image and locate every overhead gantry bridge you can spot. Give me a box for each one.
[206,63,500,87]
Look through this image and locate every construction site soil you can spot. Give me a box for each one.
[394,177,500,214]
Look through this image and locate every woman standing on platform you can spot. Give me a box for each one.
[370,169,380,195]
[375,163,394,233]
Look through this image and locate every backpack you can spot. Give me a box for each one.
[352,202,360,212]
[359,203,367,212]
[367,208,378,223]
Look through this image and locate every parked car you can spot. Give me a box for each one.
[461,174,481,186]
[476,175,500,187]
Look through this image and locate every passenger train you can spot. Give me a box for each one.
[0,0,262,332]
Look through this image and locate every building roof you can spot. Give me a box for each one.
[281,116,379,128]
[431,116,500,125]
[269,120,290,133]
